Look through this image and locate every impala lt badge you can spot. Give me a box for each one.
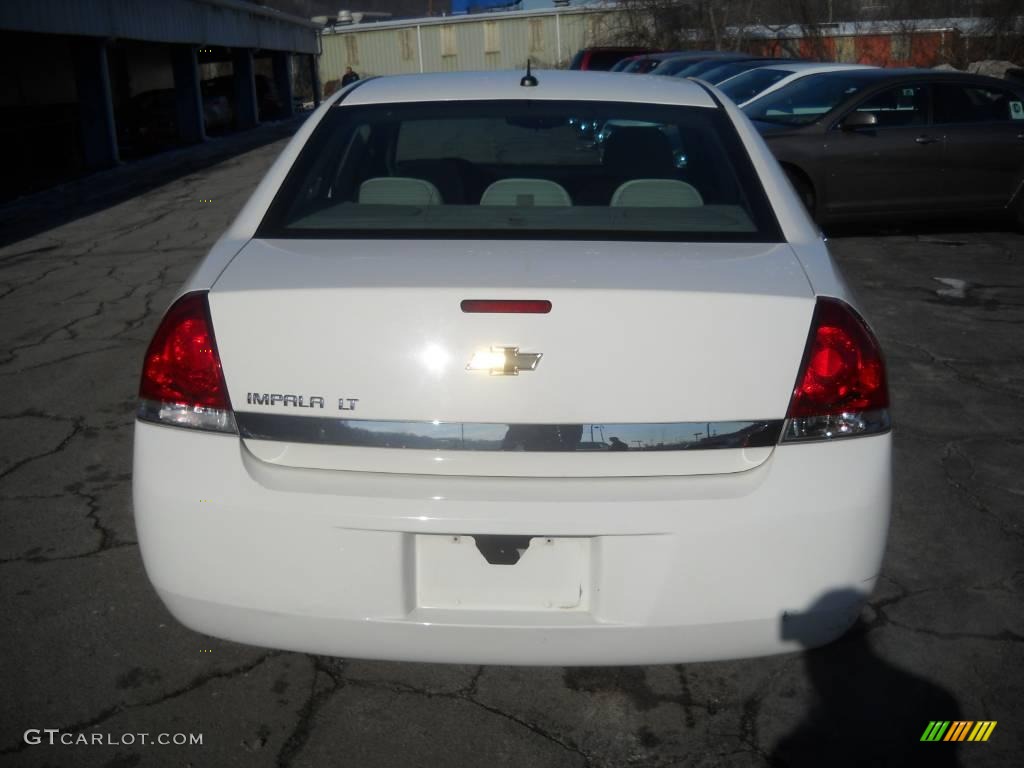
[245,393,358,411]
[466,347,542,376]
[247,393,325,408]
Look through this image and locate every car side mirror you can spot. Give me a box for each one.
[841,112,878,131]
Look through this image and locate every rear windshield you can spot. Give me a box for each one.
[258,99,782,242]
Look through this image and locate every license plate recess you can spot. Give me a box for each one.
[415,534,591,612]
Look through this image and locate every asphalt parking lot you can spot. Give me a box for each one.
[1,135,1022,768]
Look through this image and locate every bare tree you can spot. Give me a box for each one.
[606,0,1022,66]
[607,0,716,50]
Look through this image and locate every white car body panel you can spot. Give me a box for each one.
[134,421,890,665]
[180,85,356,294]
[135,70,891,664]
[210,238,813,477]
[345,70,718,108]
[241,440,775,479]
[212,236,815,477]
[704,81,823,247]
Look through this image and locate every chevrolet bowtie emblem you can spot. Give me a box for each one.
[466,347,542,375]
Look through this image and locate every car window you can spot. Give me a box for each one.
[743,73,875,125]
[654,59,694,76]
[674,63,707,78]
[588,50,631,70]
[932,83,1022,124]
[259,100,782,242]
[851,84,927,127]
[718,68,793,105]
[396,117,601,167]
[679,59,734,77]
[702,61,771,85]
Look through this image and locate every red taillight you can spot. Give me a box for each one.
[783,298,889,441]
[137,292,235,433]
[461,299,552,314]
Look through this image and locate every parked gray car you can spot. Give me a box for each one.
[743,69,1024,226]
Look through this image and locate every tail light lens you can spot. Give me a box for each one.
[782,297,890,442]
[137,291,237,434]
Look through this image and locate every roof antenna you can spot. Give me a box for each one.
[520,59,538,88]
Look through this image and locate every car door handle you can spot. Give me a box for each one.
[914,136,940,145]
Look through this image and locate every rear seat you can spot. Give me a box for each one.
[394,159,473,204]
[611,179,703,208]
[358,177,443,205]
[479,178,572,207]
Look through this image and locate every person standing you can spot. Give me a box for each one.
[341,66,360,86]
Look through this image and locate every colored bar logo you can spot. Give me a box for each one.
[920,721,997,742]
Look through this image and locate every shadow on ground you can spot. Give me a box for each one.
[772,590,962,767]
[0,115,306,248]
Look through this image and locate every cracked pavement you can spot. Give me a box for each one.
[1,134,1022,767]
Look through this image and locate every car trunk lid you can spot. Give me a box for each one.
[210,238,814,477]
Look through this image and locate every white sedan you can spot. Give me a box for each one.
[718,61,877,107]
[133,70,891,665]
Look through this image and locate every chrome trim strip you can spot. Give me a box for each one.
[234,413,784,452]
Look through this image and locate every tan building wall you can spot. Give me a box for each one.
[320,8,627,82]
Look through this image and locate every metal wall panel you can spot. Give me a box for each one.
[420,25,442,72]
[320,8,625,81]
[453,22,482,70]
[501,18,533,70]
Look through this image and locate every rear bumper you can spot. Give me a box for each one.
[133,421,891,665]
